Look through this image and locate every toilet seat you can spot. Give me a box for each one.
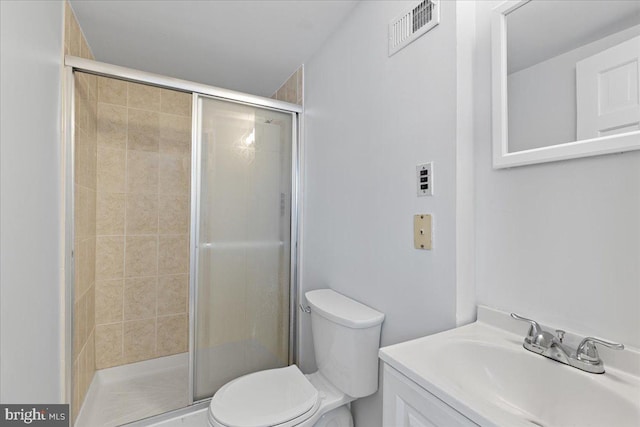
[209,365,321,427]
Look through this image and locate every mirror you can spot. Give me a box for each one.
[492,0,640,168]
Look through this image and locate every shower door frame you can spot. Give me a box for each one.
[190,93,299,403]
[63,55,302,420]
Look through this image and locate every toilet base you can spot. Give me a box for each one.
[294,372,354,427]
[312,406,353,427]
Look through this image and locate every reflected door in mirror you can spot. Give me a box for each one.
[577,36,640,140]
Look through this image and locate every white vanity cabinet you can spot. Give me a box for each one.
[382,364,477,427]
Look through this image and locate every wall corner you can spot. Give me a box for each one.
[455,0,477,326]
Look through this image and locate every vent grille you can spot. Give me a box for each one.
[389,0,440,57]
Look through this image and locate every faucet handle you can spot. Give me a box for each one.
[509,313,556,348]
[510,313,543,337]
[555,329,566,343]
[576,337,624,364]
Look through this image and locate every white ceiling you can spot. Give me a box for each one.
[507,0,640,74]
[70,0,358,97]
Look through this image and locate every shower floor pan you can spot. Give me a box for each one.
[76,353,189,427]
[76,338,284,426]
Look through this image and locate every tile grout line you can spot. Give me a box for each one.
[99,272,188,280]
[155,89,163,357]
[95,232,188,238]
[98,98,191,119]
[121,81,129,363]
[98,312,185,328]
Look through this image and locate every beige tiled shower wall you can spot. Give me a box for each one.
[272,66,303,105]
[93,77,191,370]
[66,1,97,421]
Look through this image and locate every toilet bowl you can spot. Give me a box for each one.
[208,289,385,427]
[207,366,353,427]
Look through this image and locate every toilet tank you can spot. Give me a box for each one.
[305,289,385,398]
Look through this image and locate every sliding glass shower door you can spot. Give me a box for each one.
[192,96,294,400]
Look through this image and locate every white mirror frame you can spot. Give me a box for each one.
[491,0,640,169]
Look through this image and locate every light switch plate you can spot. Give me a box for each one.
[417,162,433,196]
[413,214,432,250]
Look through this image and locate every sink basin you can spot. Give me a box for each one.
[379,309,640,427]
[435,339,639,426]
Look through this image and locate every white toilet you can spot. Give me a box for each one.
[208,289,385,427]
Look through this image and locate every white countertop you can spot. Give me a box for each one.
[379,306,640,427]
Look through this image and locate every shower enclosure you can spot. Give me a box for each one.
[64,57,300,425]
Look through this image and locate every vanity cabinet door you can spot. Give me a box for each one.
[383,364,477,427]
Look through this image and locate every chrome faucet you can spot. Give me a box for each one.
[510,313,624,374]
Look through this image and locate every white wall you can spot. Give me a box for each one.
[474,1,640,349]
[301,2,461,425]
[0,0,64,402]
[508,24,640,152]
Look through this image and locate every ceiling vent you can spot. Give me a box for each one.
[388,0,440,57]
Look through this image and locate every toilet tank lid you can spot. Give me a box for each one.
[305,289,385,329]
